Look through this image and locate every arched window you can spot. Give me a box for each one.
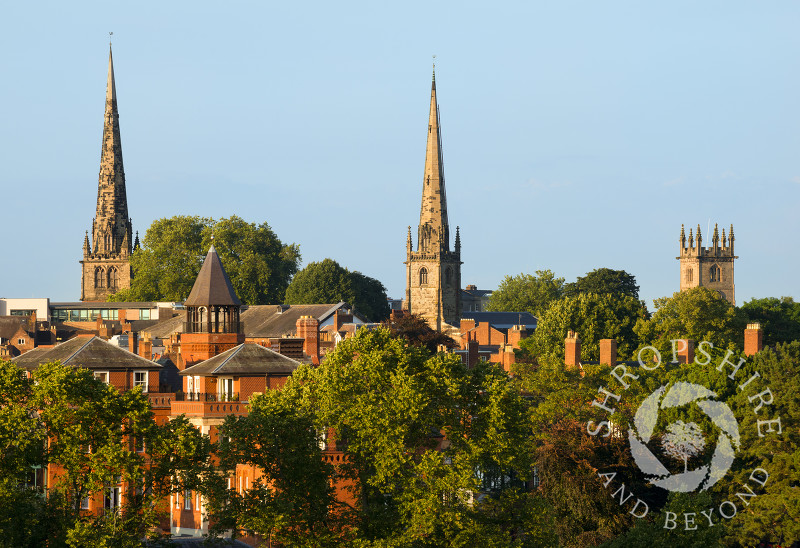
[107,267,118,290]
[198,307,207,330]
[710,265,721,282]
[419,267,428,285]
[94,267,105,289]
[445,267,452,285]
[686,268,693,283]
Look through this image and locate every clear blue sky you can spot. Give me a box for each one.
[2,1,798,309]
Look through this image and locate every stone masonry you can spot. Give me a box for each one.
[678,223,737,305]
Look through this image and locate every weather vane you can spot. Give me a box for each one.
[109,31,113,46]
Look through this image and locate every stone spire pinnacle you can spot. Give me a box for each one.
[417,67,449,253]
[92,45,131,257]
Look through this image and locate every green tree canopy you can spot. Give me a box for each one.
[487,270,565,317]
[518,292,648,363]
[110,215,300,305]
[739,296,800,346]
[381,312,456,353]
[564,268,640,300]
[634,287,746,356]
[219,328,554,546]
[0,359,213,547]
[284,258,389,322]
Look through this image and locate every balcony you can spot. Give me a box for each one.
[174,392,240,402]
[170,397,249,418]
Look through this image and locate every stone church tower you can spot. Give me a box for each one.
[403,69,462,331]
[677,223,737,304]
[80,46,136,301]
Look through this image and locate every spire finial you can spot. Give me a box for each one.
[109,31,113,46]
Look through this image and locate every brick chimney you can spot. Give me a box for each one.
[467,339,479,369]
[128,331,138,355]
[333,309,353,332]
[599,339,617,366]
[508,325,528,349]
[565,330,581,369]
[744,323,764,356]
[139,337,152,360]
[674,339,695,364]
[296,315,320,364]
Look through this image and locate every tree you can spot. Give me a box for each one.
[110,215,300,304]
[284,258,390,321]
[0,359,213,547]
[563,268,640,300]
[381,312,456,353]
[518,292,648,363]
[739,296,800,346]
[634,287,746,356]
[209,389,341,547]
[487,270,565,317]
[661,421,705,474]
[278,328,552,546]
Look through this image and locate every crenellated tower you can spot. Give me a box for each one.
[403,67,462,331]
[677,223,737,304]
[80,45,135,301]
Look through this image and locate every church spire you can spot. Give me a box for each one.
[417,67,449,253]
[92,45,131,257]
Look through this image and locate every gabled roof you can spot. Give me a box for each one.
[461,311,537,331]
[184,245,242,307]
[12,336,161,371]
[140,302,363,340]
[180,343,300,376]
[0,316,30,340]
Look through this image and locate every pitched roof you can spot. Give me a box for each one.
[140,302,362,340]
[184,245,241,307]
[461,311,537,330]
[0,316,30,340]
[180,343,300,376]
[12,336,161,371]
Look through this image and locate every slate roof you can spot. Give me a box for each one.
[141,302,362,340]
[180,343,300,376]
[12,336,161,371]
[184,245,241,307]
[461,311,537,330]
[0,316,30,339]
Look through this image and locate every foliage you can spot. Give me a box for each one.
[284,258,390,321]
[0,359,213,547]
[270,328,554,546]
[110,214,300,304]
[209,389,341,547]
[634,287,746,357]
[381,312,456,353]
[739,296,800,346]
[563,268,640,300]
[518,292,648,363]
[487,270,565,317]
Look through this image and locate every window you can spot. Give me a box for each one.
[107,268,118,290]
[419,267,428,285]
[134,371,148,392]
[139,309,150,321]
[81,497,90,510]
[104,486,121,510]
[219,378,234,401]
[135,435,145,453]
[184,490,192,510]
[17,338,26,345]
[94,371,109,384]
[94,267,105,289]
[710,265,721,282]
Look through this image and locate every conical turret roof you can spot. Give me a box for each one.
[184,245,242,306]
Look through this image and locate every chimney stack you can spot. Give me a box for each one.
[674,339,695,364]
[599,339,617,366]
[744,323,764,357]
[296,315,320,364]
[565,330,581,369]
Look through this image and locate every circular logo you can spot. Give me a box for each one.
[628,381,741,492]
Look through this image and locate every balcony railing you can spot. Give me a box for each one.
[174,392,240,402]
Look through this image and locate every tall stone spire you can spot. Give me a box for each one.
[92,45,132,256]
[404,66,461,332]
[417,66,449,253]
[80,46,134,301]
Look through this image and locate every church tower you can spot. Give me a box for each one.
[403,68,462,331]
[678,223,737,304]
[80,46,135,301]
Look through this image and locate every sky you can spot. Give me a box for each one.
[2,1,799,310]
